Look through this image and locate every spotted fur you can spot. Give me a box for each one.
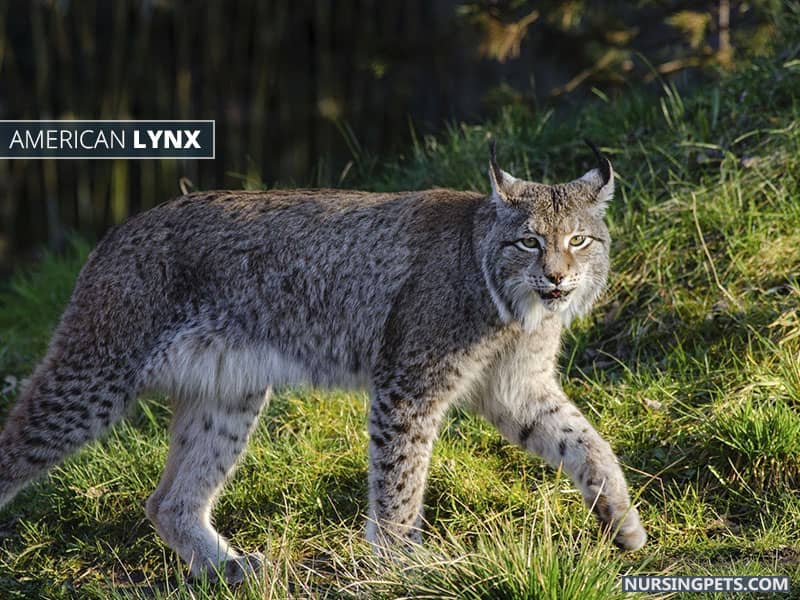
[0,143,645,582]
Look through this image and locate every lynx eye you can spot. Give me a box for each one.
[568,234,590,249]
[515,237,541,252]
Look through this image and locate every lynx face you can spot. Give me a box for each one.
[481,145,615,329]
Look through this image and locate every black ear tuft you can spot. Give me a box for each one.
[584,139,611,187]
[489,139,502,183]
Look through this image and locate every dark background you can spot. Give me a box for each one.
[0,0,778,272]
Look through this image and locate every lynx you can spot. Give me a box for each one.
[0,141,646,582]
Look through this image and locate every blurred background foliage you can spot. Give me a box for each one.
[0,0,786,272]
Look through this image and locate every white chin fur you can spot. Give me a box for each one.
[559,284,601,326]
[540,296,576,325]
[503,280,600,333]
[507,289,546,333]
[515,295,584,332]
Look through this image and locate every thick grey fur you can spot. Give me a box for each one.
[0,143,646,582]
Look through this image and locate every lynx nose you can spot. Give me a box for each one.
[546,272,564,285]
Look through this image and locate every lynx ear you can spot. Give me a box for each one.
[488,140,520,204]
[578,139,614,211]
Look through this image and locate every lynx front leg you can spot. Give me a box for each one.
[365,387,447,552]
[476,386,646,550]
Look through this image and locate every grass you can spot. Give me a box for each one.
[3,13,800,599]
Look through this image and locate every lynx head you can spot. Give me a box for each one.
[478,140,614,331]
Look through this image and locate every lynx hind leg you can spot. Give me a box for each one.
[146,388,270,583]
[477,393,646,551]
[0,356,135,510]
[366,386,447,553]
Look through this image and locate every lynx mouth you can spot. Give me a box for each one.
[539,289,570,301]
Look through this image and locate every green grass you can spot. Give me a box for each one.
[3,17,800,600]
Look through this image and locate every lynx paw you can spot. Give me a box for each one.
[220,551,266,584]
[611,508,647,551]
